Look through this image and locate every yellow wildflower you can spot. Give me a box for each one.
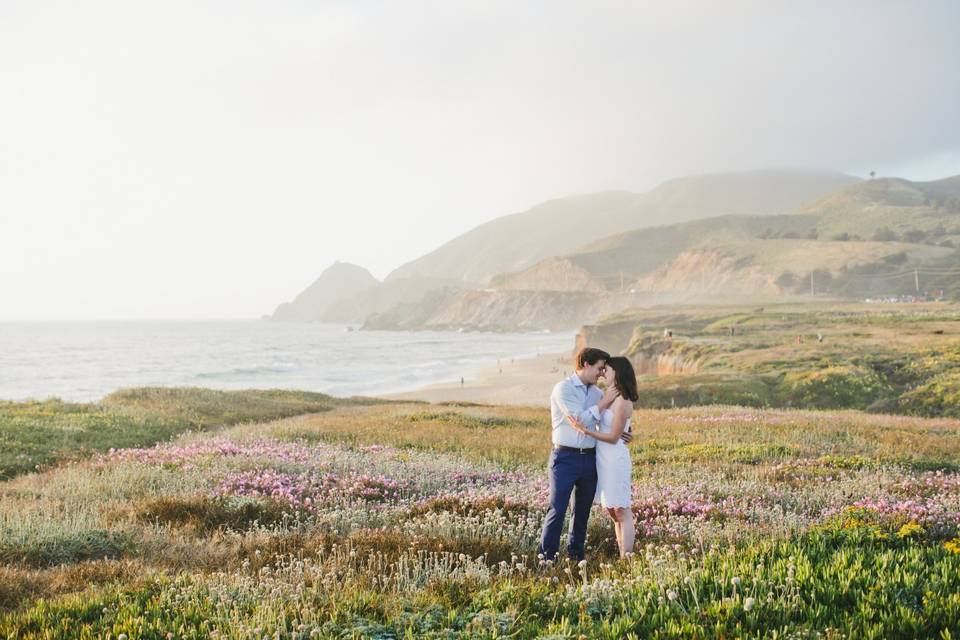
[896,522,924,539]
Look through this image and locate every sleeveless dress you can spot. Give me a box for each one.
[594,407,633,508]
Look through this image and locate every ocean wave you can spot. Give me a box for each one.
[196,364,298,379]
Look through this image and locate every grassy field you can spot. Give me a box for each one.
[585,302,960,416]
[2,398,959,638]
[0,388,386,480]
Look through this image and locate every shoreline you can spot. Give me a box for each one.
[383,351,574,406]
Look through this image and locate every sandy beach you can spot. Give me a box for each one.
[384,351,575,406]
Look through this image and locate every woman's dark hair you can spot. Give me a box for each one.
[575,347,611,370]
[607,356,639,402]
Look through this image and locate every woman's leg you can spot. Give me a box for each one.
[607,508,622,552]
[615,507,635,557]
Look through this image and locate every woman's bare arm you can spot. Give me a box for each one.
[574,398,630,444]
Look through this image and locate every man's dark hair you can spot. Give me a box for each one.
[574,347,610,370]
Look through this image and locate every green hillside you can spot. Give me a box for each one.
[583,301,960,416]
[799,176,960,241]
[568,214,818,285]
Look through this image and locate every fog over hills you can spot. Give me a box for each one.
[272,170,960,330]
[384,170,858,285]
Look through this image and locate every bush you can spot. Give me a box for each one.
[898,371,960,418]
[903,229,928,243]
[873,226,899,241]
[774,271,797,288]
[778,366,891,410]
[635,374,775,409]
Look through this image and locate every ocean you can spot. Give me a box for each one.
[0,320,574,403]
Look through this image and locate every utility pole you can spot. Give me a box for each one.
[810,271,815,296]
[915,268,920,293]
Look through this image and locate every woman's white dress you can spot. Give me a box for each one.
[594,407,633,508]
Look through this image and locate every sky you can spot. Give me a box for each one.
[2,1,959,321]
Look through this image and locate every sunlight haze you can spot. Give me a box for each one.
[2,0,958,320]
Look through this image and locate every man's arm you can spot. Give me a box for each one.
[554,382,617,429]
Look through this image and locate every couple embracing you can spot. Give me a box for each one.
[538,347,638,561]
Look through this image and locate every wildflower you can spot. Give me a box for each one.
[577,560,587,569]
[896,521,924,539]
[731,576,741,587]
[118,635,128,640]
[744,597,755,612]
[944,538,960,554]
[667,589,677,601]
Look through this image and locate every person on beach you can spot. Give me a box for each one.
[569,356,639,557]
[537,347,628,561]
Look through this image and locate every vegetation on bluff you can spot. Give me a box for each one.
[587,302,960,416]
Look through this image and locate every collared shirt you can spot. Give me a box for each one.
[550,373,602,448]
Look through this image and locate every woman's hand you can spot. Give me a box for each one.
[598,386,619,412]
[567,415,591,435]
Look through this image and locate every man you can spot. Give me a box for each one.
[538,347,628,561]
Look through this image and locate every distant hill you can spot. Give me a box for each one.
[272,262,379,322]
[385,170,858,285]
[272,263,468,323]
[799,175,960,241]
[272,171,960,331]
[491,175,960,304]
[631,241,952,298]
[497,213,819,290]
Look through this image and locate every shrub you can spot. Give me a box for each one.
[778,366,890,410]
[898,371,960,418]
[872,226,899,241]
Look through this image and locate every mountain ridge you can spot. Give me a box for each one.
[271,171,960,330]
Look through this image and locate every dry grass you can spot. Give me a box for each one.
[0,560,144,611]
[250,403,554,468]
[244,402,960,470]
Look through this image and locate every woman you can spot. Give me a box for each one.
[570,356,638,558]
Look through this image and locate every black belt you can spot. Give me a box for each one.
[554,445,596,454]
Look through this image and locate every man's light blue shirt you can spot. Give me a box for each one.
[550,373,602,448]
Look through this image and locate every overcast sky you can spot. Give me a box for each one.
[2,1,958,321]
